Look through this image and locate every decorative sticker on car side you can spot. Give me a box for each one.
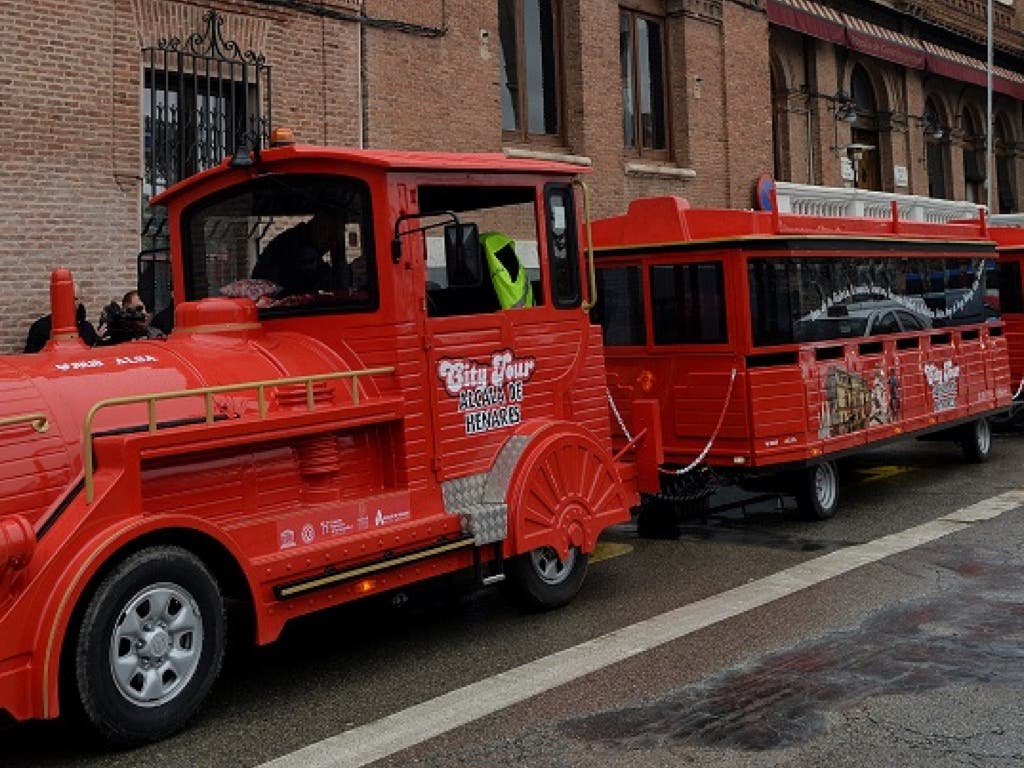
[436,349,537,435]
[275,492,411,550]
[924,360,960,412]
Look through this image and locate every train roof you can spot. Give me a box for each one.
[152,144,587,207]
[590,196,995,254]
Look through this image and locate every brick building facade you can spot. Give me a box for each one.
[1,0,1022,352]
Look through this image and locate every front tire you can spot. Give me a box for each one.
[959,417,992,463]
[74,546,226,746]
[795,460,839,520]
[501,546,588,612]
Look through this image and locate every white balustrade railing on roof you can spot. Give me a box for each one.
[774,181,984,223]
[989,214,1024,227]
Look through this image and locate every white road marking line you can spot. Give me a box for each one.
[257,490,1024,768]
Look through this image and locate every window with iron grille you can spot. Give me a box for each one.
[141,10,271,255]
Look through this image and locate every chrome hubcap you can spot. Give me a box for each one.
[815,463,837,511]
[530,547,576,586]
[976,419,991,455]
[109,582,203,707]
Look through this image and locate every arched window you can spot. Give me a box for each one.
[849,65,881,190]
[961,109,985,204]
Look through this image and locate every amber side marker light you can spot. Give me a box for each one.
[637,370,656,394]
[270,127,296,147]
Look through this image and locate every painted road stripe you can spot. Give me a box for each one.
[258,489,1024,768]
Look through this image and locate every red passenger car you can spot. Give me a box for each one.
[989,225,1024,421]
[590,196,1012,531]
[0,138,635,743]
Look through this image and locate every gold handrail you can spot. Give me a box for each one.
[83,366,395,503]
[573,178,598,312]
[0,412,50,433]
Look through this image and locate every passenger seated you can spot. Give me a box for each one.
[252,212,341,295]
[479,232,534,309]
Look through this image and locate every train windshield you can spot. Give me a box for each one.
[182,174,377,315]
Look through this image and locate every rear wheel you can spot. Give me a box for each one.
[636,498,680,539]
[74,546,226,745]
[501,547,588,612]
[959,417,992,463]
[795,460,839,520]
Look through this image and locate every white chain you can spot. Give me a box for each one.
[661,368,738,477]
[606,388,633,442]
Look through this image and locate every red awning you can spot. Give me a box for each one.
[922,41,1024,100]
[843,15,926,70]
[766,0,844,45]
[768,0,1024,99]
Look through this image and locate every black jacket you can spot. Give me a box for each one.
[24,304,99,353]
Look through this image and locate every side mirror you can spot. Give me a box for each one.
[444,223,483,287]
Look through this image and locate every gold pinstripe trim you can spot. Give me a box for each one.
[276,539,475,599]
[42,527,128,717]
[174,322,262,334]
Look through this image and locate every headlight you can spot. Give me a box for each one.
[0,516,36,573]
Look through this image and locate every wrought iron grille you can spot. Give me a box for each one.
[142,10,272,254]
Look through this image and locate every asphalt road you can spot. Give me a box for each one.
[4,431,1024,768]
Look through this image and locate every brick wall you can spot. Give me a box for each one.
[1,0,139,354]
[5,0,1015,354]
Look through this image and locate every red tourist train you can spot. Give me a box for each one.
[0,136,639,744]
[2,139,1016,745]
[589,196,1013,532]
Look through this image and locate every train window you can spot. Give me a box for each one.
[183,174,377,316]
[417,185,544,317]
[751,254,990,346]
[870,311,899,335]
[545,185,581,308]
[592,266,645,345]
[896,310,928,332]
[997,261,1023,313]
[650,262,726,344]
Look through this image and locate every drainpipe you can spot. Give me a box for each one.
[358,16,365,148]
[804,36,815,185]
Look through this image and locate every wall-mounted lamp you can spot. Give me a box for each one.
[923,111,943,140]
[834,91,858,124]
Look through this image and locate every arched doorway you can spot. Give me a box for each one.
[995,115,1016,213]
[961,108,985,204]
[770,61,792,182]
[849,65,882,190]
[924,96,949,199]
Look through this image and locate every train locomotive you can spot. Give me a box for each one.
[0,137,639,744]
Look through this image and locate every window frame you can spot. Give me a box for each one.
[592,265,647,346]
[544,183,582,309]
[499,0,565,147]
[619,8,670,160]
[180,174,379,318]
[649,261,729,345]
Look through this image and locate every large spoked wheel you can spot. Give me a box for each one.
[74,546,226,746]
[501,546,589,612]
[796,460,839,521]
[959,417,992,463]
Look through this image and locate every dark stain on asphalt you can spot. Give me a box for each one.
[562,549,1024,752]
